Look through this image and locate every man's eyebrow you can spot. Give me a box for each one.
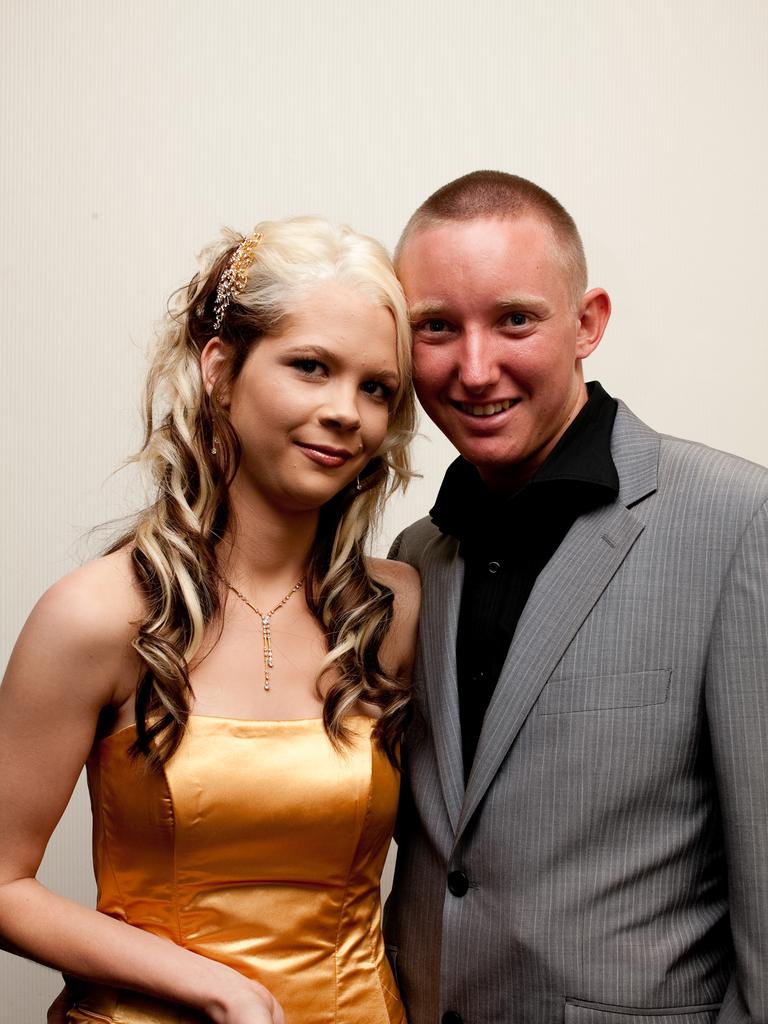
[495,294,549,311]
[408,295,550,321]
[407,301,451,321]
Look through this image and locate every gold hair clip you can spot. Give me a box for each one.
[212,231,263,331]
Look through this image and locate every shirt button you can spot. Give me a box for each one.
[442,1013,464,1024]
[488,560,500,574]
[447,870,469,897]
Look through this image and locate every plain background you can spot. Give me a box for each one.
[2,0,767,1017]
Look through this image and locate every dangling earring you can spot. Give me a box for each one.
[211,437,218,456]
[355,475,362,492]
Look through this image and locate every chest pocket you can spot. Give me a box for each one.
[537,669,671,715]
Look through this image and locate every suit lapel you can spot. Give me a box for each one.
[417,532,465,833]
[455,403,660,842]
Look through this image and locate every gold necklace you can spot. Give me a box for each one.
[226,577,305,691]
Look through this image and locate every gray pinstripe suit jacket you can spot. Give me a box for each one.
[384,402,768,1024]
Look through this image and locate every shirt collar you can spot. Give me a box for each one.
[430,381,620,542]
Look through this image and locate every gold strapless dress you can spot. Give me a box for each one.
[67,715,405,1024]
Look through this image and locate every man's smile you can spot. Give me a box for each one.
[450,398,520,418]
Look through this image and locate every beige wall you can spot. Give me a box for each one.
[2,0,767,1017]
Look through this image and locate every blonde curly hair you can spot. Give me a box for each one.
[111,217,416,768]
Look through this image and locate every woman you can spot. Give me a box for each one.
[0,217,419,1023]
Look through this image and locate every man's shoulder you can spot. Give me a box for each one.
[657,429,767,477]
[615,400,768,507]
[652,419,766,507]
[388,515,445,567]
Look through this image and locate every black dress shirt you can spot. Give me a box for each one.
[430,382,620,780]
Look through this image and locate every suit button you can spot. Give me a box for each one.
[447,870,469,896]
[442,1013,464,1024]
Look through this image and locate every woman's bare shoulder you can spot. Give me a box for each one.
[5,548,145,712]
[367,555,421,599]
[34,548,143,643]
[0,549,147,878]
[367,556,421,677]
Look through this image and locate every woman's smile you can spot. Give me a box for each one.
[294,441,356,467]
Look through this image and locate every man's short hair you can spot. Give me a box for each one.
[396,170,588,302]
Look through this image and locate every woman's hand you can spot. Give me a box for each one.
[208,975,286,1024]
[43,974,286,1024]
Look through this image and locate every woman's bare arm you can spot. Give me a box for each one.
[0,554,283,1024]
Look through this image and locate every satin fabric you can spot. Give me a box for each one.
[68,715,405,1024]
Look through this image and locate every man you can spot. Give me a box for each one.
[384,171,768,1024]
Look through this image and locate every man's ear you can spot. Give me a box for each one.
[200,337,230,403]
[575,288,611,360]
